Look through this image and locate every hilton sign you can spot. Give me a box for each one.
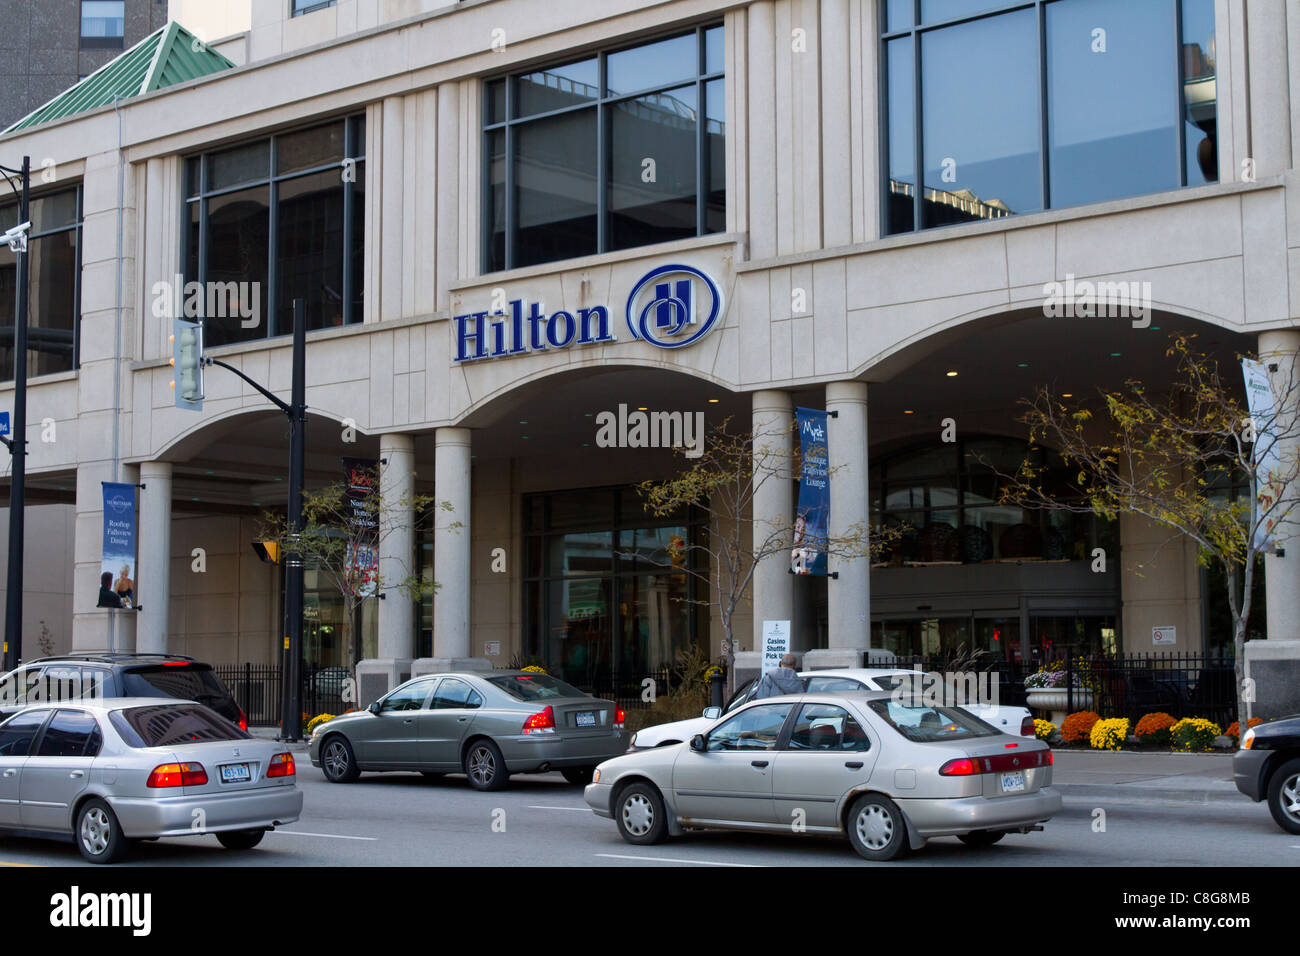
[453,264,724,363]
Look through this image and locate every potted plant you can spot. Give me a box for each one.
[1024,659,1097,726]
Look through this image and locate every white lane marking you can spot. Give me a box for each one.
[273,830,378,841]
[595,853,762,867]
[528,805,593,811]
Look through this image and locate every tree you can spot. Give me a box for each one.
[632,417,902,693]
[998,334,1300,732]
[257,464,454,684]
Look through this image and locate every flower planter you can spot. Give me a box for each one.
[1025,687,1095,728]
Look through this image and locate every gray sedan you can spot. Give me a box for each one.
[308,671,629,790]
[0,697,302,863]
[584,689,1061,860]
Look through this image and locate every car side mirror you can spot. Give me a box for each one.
[368,701,381,714]
[689,734,707,752]
[701,706,722,720]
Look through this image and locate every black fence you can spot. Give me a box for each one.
[570,667,676,712]
[213,664,351,728]
[884,652,1238,729]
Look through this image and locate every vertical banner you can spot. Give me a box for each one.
[99,483,137,609]
[343,458,380,597]
[792,407,830,576]
[1242,358,1284,551]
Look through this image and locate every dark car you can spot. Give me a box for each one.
[1232,714,1300,833]
[0,654,247,730]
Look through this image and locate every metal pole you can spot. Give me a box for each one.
[281,298,307,740]
[4,157,30,672]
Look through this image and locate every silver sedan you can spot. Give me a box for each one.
[585,689,1061,860]
[0,697,303,863]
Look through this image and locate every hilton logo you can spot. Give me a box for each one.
[454,264,723,363]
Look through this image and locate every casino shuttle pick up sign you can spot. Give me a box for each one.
[453,264,724,363]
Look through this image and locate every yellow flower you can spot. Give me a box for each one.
[1089,717,1129,751]
[1033,718,1056,741]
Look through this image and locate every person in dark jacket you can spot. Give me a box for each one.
[753,654,803,699]
[96,572,122,609]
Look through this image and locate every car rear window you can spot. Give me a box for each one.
[110,703,250,748]
[486,673,588,701]
[867,699,999,742]
[120,664,231,704]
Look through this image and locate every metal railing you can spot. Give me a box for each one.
[213,663,353,728]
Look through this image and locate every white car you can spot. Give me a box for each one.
[630,668,1034,748]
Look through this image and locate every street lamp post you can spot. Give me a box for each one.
[0,156,31,673]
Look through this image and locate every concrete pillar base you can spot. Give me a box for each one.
[802,648,865,670]
[1244,639,1300,720]
[410,657,494,678]
[732,650,809,689]
[356,658,412,706]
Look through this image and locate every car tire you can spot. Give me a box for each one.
[1267,757,1300,834]
[614,782,669,846]
[957,829,1006,848]
[561,766,595,786]
[76,798,128,864]
[846,793,909,862]
[216,829,266,851]
[464,739,509,791]
[320,734,361,784]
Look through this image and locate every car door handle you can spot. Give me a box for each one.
[1,769,14,778]
[457,717,469,722]
[69,771,84,778]
[845,761,864,770]
[403,719,414,724]
[751,760,769,769]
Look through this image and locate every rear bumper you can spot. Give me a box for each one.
[501,732,631,772]
[1232,749,1268,802]
[898,786,1062,837]
[109,785,304,838]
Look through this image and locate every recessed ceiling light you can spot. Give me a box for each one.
[945,371,958,377]
[205,470,215,475]
[1017,362,1029,368]
[1062,393,1074,398]
[582,443,590,447]
[637,407,648,411]
[903,409,914,415]
[1110,352,1122,357]
[522,436,530,440]
[584,413,592,417]
[1150,326,1161,331]
[708,398,719,404]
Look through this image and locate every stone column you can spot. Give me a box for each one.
[72,461,138,653]
[806,381,870,669]
[739,390,794,681]
[136,461,172,654]
[356,434,415,705]
[411,426,489,679]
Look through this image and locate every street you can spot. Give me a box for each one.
[0,768,1293,868]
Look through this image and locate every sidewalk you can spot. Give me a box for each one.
[1051,750,1245,805]
[249,726,312,754]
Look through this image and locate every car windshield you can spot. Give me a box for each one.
[486,673,588,701]
[110,703,249,748]
[121,664,231,703]
[867,699,999,742]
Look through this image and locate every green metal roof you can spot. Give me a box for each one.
[4,22,235,134]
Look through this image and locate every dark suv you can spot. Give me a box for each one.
[0,654,247,730]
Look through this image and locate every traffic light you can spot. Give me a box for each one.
[169,317,204,411]
[252,541,282,564]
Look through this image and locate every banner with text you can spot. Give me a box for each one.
[792,407,829,576]
[343,457,380,597]
[1242,358,1285,552]
[99,483,137,609]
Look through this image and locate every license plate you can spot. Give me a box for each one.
[220,763,251,783]
[575,711,597,728]
[1000,771,1025,793]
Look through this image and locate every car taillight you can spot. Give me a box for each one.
[238,707,248,733]
[522,706,556,734]
[267,753,295,778]
[147,762,208,788]
[615,708,626,727]
[1020,716,1035,736]
[939,758,979,776]
[942,751,1052,777]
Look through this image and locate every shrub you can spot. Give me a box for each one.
[520,664,548,675]
[1060,711,1100,744]
[1033,718,1057,741]
[1090,717,1129,751]
[1134,712,1177,747]
[306,713,335,735]
[1170,717,1222,752]
[1225,717,1263,742]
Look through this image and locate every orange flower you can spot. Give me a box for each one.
[1060,711,1100,744]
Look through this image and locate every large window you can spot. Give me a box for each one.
[293,0,337,16]
[183,116,366,348]
[484,25,725,272]
[81,1,125,48]
[0,185,82,383]
[883,0,1216,234]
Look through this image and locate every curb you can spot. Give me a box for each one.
[1056,783,1248,806]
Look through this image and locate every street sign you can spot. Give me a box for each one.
[761,620,790,675]
[1152,626,1177,646]
[0,411,8,437]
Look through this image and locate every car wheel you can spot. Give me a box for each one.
[76,798,128,864]
[321,734,360,783]
[846,793,909,862]
[614,782,669,846]
[561,766,595,786]
[1267,757,1300,834]
[464,739,509,791]
[216,829,266,851]
[957,830,1006,848]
